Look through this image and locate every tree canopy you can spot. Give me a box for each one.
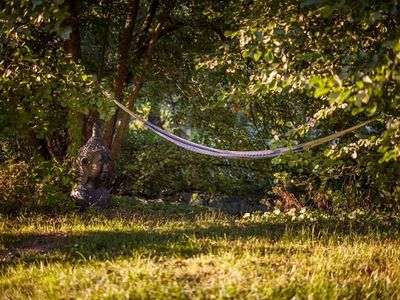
[0,0,399,212]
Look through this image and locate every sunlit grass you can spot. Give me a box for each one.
[1,199,399,299]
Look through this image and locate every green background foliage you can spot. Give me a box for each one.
[0,0,399,212]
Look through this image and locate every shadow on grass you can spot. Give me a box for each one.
[1,213,399,271]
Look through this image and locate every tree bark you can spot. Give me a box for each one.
[103,0,141,149]
[62,0,81,63]
[133,0,159,60]
[111,1,176,158]
[97,0,113,80]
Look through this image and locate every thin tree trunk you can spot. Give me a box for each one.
[103,0,141,148]
[111,1,176,158]
[62,0,81,63]
[122,0,160,87]
[98,0,113,79]
[133,0,159,59]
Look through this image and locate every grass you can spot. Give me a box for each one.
[1,198,400,299]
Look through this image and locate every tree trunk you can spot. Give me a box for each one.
[103,0,141,148]
[133,0,159,60]
[111,1,176,158]
[62,0,81,63]
[97,0,113,80]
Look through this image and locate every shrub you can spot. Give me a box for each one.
[0,159,75,214]
[115,128,271,199]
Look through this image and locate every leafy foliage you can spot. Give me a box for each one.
[0,159,75,214]
[116,127,270,198]
[0,0,114,157]
[187,0,400,209]
[0,0,116,212]
[0,0,399,211]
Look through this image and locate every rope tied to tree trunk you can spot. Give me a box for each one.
[114,99,373,159]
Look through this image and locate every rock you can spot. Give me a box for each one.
[222,196,251,216]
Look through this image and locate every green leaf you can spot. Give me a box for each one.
[393,39,400,52]
[303,52,317,62]
[285,121,293,127]
[339,90,352,102]
[314,87,330,98]
[328,92,339,104]
[309,76,322,87]
[263,51,274,63]
[351,107,364,115]
[320,5,333,18]
[253,51,263,62]
[366,103,377,116]
[62,177,70,185]
[271,157,282,165]
[224,31,234,38]
[379,151,397,163]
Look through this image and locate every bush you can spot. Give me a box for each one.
[115,128,271,199]
[0,159,75,214]
[271,142,400,212]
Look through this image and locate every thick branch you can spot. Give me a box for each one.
[136,0,159,48]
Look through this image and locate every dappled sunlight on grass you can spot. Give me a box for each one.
[1,204,400,299]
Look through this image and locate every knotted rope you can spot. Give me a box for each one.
[114,99,372,159]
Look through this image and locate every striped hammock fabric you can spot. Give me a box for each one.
[114,100,372,159]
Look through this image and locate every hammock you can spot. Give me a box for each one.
[114,99,372,159]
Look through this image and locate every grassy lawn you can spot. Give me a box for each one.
[1,199,400,299]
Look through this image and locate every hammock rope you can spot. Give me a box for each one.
[114,99,373,159]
